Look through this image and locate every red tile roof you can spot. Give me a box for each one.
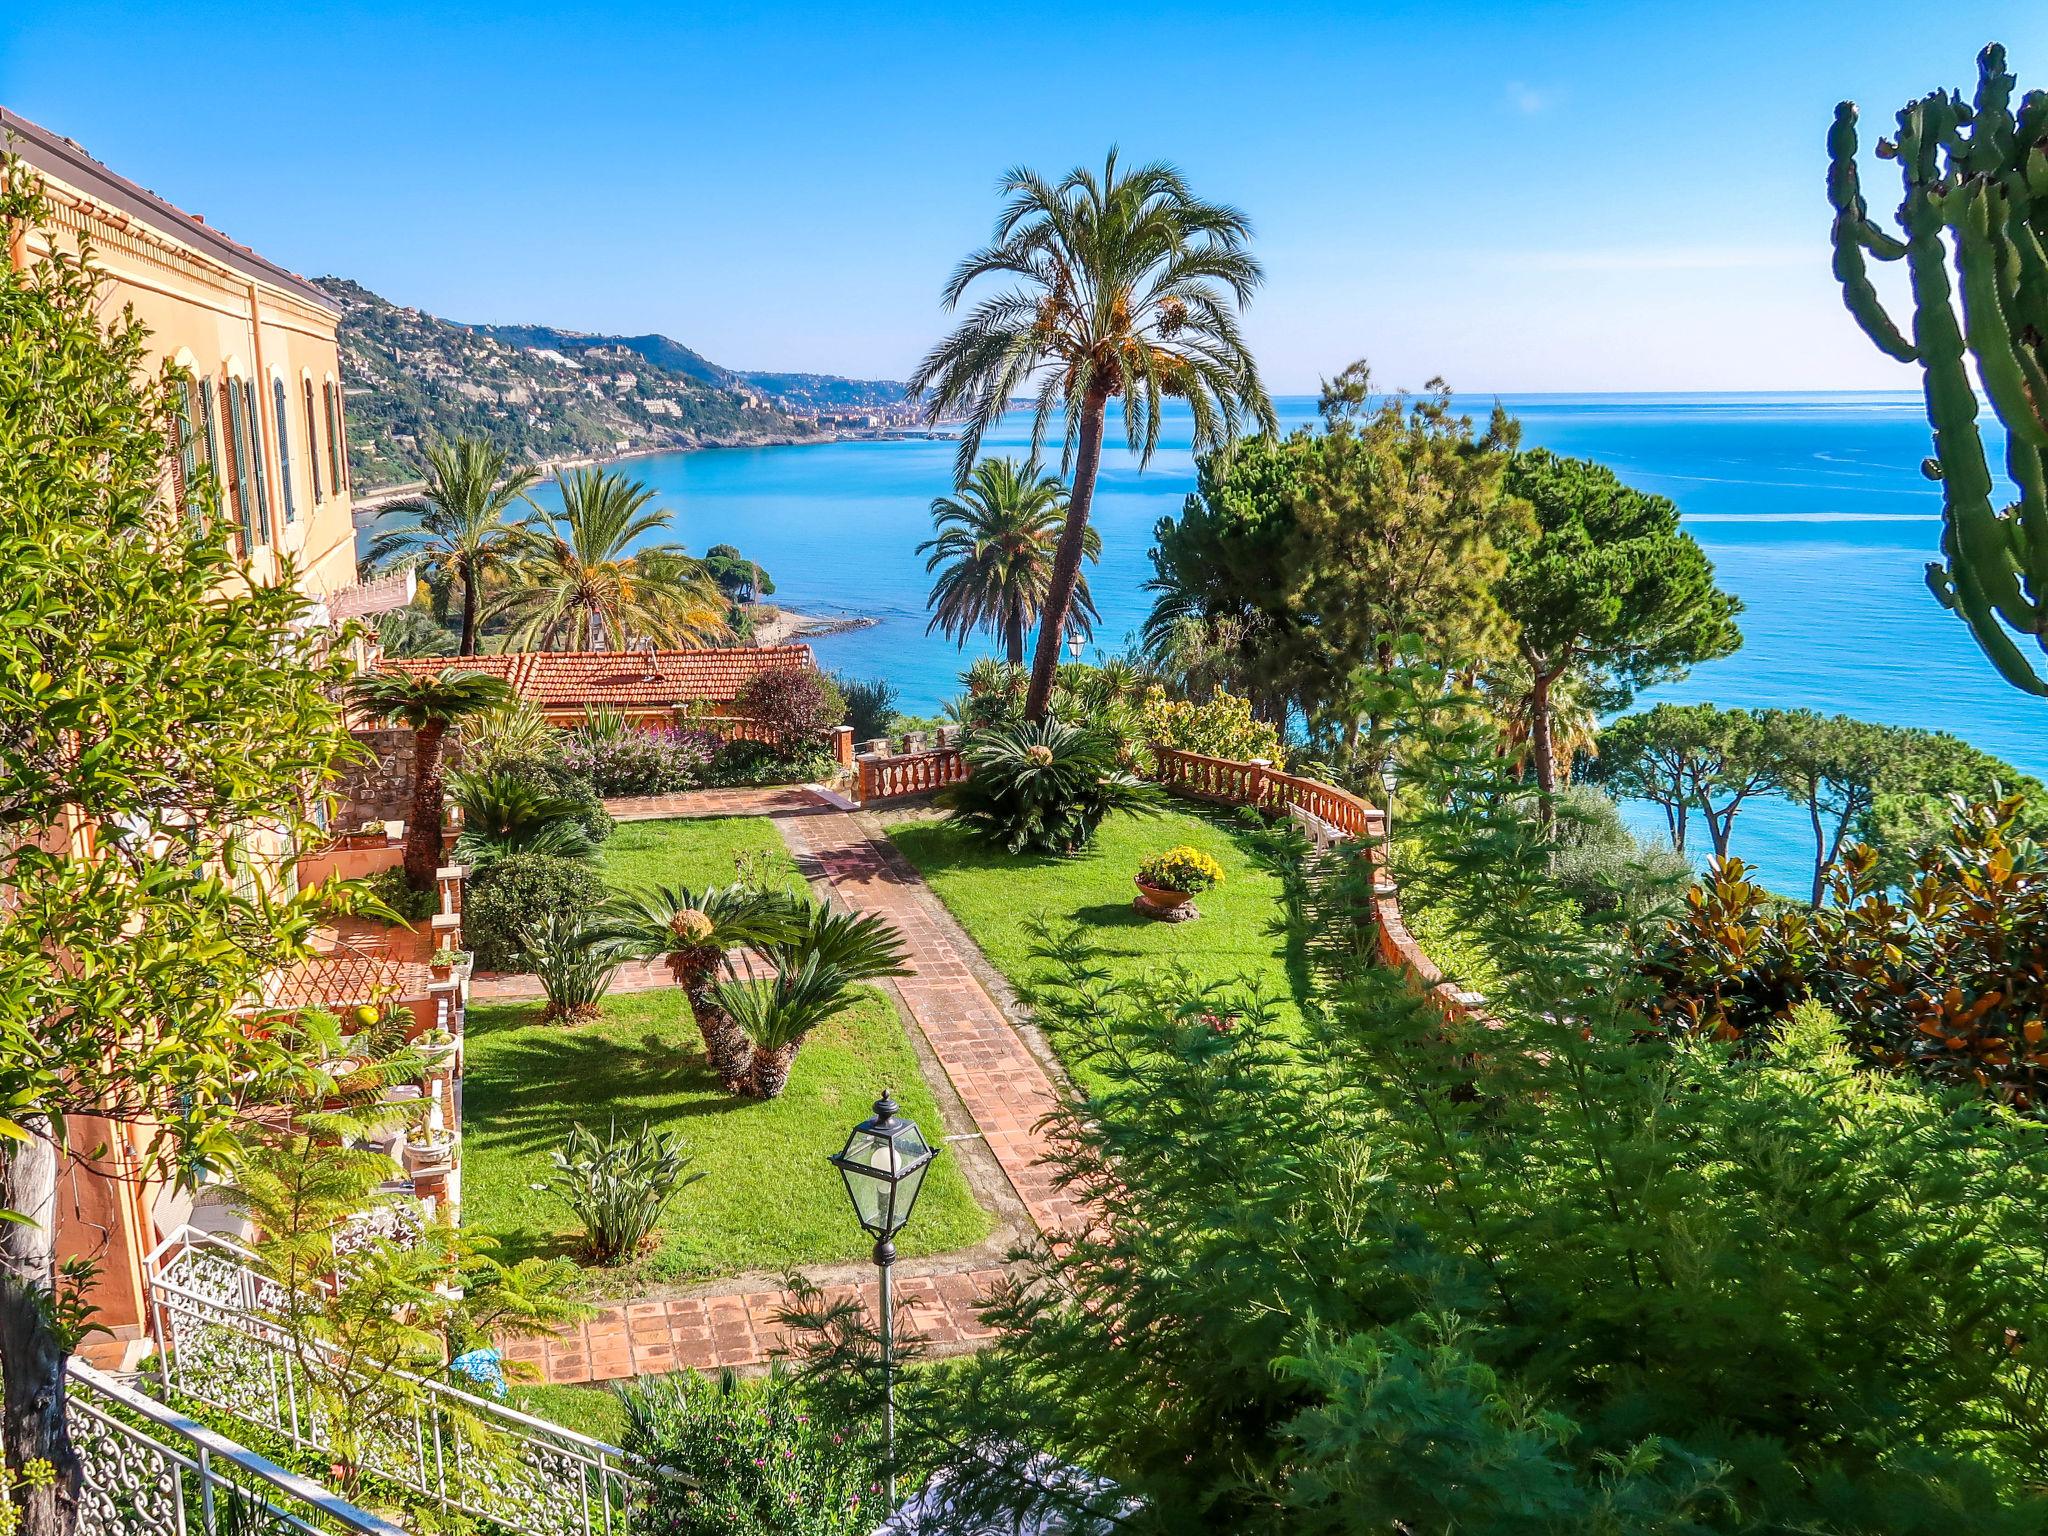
[379,645,817,711]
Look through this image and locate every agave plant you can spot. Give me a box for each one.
[545,1119,700,1264]
[449,768,600,867]
[938,716,1161,854]
[524,908,626,1025]
[598,881,802,1090]
[713,906,911,1099]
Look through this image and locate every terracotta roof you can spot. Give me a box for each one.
[379,645,817,710]
[0,105,339,313]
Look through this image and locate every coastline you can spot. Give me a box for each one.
[748,605,878,646]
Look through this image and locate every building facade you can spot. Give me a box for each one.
[3,106,357,603]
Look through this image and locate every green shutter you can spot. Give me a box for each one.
[273,377,296,524]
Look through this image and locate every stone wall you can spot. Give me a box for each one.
[329,727,442,829]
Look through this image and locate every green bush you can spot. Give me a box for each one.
[704,738,836,788]
[1138,687,1284,765]
[525,908,625,1025]
[450,769,601,867]
[621,1372,878,1536]
[545,1119,699,1263]
[563,727,715,797]
[464,854,603,972]
[362,866,437,925]
[466,747,614,845]
[833,673,896,743]
[938,717,1161,855]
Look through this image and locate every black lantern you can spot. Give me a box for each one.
[829,1090,934,1245]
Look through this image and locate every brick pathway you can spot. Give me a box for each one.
[602,786,823,822]
[513,799,1076,1386]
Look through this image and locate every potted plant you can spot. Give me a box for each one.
[413,1026,458,1067]
[428,946,468,982]
[1134,846,1225,919]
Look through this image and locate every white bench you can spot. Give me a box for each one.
[1287,801,1350,854]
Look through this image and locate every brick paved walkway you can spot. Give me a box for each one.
[602,785,823,822]
[514,799,1073,1385]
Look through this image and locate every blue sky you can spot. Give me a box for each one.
[5,1,2043,392]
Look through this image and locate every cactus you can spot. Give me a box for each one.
[1830,43,2048,695]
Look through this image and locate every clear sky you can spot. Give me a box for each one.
[5,1,2044,393]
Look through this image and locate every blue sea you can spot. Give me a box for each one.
[526,393,2047,896]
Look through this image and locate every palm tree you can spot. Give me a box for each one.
[448,769,600,867]
[909,151,1274,720]
[493,468,728,652]
[920,457,1097,665]
[364,438,540,656]
[347,669,515,891]
[598,882,801,1092]
[714,907,910,1099]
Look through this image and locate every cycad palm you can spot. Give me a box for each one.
[599,882,802,1092]
[910,150,1274,719]
[496,468,728,651]
[714,906,910,1099]
[364,437,539,655]
[347,669,514,890]
[921,457,1097,665]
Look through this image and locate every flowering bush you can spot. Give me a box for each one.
[621,1371,878,1536]
[1138,688,1283,765]
[735,667,846,744]
[1137,845,1226,894]
[562,726,717,797]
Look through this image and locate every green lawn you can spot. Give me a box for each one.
[462,984,994,1294]
[511,1380,637,1444]
[598,816,810,897]
[888,807,1307,1085]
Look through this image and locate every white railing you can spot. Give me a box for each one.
[68,1359,404,1536]
[145,1227,636,1536]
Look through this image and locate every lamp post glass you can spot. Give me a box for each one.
[1066,629,1084,661]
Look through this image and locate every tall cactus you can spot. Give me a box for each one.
[1830,43,2048,695]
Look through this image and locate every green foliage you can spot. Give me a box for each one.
[833,674,897,743]
[702,542,775,601]
[702,737,837,789]
[1827,45,2048,696]
[920,456,1093,664]
[1136,688,1283,764]
[563,724,715,796]
[376,605,457,657]
[545,1120,700,1264]
[362,866,438,925]
[363,436,539,654]
[458,697,557,769]
[525,908,626,1025]
[1536,784,1693,925]
[812,705,2048,1532]
[1135,845,1225,894]
[714,905,911,1098]
[347,666,517,890]
[938,718,1162,855]
[734,667,846,745]
[621,1371,880,1536]
[450,768,601,867]
[1588,703,1773,859]
[1496,447,1743,798]
[465,853,605,972]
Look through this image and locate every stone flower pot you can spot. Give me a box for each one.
[1134,878,1199,919]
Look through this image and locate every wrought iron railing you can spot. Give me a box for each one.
[68,1358,404,1536]
[145,1227,636,1536]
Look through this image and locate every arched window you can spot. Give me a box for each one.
[272,376,296,524]
[302,377,321,501]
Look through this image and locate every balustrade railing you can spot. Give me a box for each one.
[1149,747,1379,840]
[857,747,967,802]
[145,1227,636,1536]
[68,1358,404,1536]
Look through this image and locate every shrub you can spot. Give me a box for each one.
[1137,687,1284,765]
[545,1119,698,1263]
[833,673,896,742]
[460,700,557,769]
[1538,783,1692,924]
[525,908,625,1025]
[938,717,1162,855]
[464,854,603,972]
[703,737,835,788]
[361,866,437,925]
[1137,845,1225,894]
[450,769,600,867]
[563,726,716,797]
[621,1372,878,1536]
[735,667,845,745]
[465,744,614,845]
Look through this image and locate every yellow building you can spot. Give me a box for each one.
[2,105,359,603]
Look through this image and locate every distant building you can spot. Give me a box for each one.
[380,644,820,724]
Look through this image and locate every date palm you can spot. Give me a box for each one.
[921,456,1097,665]
[910,150,1274,719]
[346,669,515,891]
[495,468,728,651]
[714,906,910,1099]
[599,882,801,1092]
[364,438,539,655]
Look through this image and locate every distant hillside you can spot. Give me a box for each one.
[319,279,828,489]
[738,370,910,412]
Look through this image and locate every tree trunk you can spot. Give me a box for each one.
[1529,666,1558,819]
[1808,796,1828,908]
[404,719,448,892]
[668,950,751,1093]
[1003,609,1025,667]
[458,565,479,657]
[743,1040,801,1100]
[1024,390,1109,721]
[1,1128,81,1536]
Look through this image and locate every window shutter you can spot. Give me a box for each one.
[273,377,296,525]
[241,379,271,545]
[303,378,321,500]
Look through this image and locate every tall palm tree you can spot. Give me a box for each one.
[346,670,515,891]
[494,468,728,651]
[910,151,1275,720]
[364,438,540,656]
[920,457,1097,665]
[598,882,801,1092]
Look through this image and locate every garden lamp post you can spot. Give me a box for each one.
[1380,759,1397,843]
[829,1089,936,1502]
[1066,627,1084,662]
